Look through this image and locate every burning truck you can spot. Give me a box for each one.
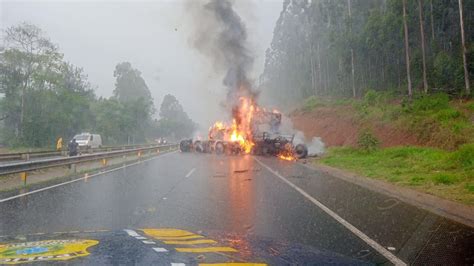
[180,97,308,160]
[179,0,310,160]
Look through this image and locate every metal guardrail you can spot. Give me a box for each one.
[0,143,164,161]
[0,144,177,176]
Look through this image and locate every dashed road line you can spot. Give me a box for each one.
[142,240,156,244]
[171,263,185,266]
[254,157,407,266]
[185,168,196,178]
[0,150,177,203]
[124,229,140,237]
[153,247,168,253]
[135,236,147,240]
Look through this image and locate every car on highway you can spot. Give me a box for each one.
[156,137,167,145]
[73,133,102,149]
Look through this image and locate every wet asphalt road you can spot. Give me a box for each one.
[0,152,473,265]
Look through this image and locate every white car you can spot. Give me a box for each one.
[73,133,102,149]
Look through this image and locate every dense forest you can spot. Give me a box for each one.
[261,0,473,107]
[0,23,196,148]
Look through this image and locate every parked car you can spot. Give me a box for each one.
[73,133,102,149]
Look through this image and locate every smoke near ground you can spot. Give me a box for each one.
[280,115,326,156]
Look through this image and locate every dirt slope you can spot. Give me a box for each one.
[290,106,421,148]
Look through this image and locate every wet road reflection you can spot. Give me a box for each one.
[0,152,472,264]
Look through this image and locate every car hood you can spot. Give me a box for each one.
[0,228,371,265]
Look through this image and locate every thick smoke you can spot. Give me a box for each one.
[189,0,255,102]
[188,0,326,155]
[280,115,326,156]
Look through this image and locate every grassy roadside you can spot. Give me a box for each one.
[301,92,474,150]
[300,92,474,205]
[318,145,474,205]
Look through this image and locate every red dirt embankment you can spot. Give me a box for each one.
[290,106,421,148]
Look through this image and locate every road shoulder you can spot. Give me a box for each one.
[303,162,474,228]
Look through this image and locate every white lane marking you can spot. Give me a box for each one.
[135,236,147,240]
[152,247,168,252]
[142,240,156,244]
[171,263,185,266]
[185,168,196,178]
[124,229,140,237]
[0,151,177,203]
[254,157,407,266]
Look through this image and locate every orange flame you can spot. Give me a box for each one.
[208,95,257,154]
[278,154,296,161]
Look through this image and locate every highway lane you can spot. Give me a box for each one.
[0,152,472,265]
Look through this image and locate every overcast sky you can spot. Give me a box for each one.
[0,0,283,130]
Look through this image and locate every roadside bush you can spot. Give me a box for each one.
[435,109,462,122]
[467,102,474,111]
[364,89,378,106]
[357,129,380,152]
[302,96,323,111]
[432,173,456,185]
[466,183,474,193]
[451,143,474,169]
[410,93,450,113]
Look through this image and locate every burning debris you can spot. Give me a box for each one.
[183,0,309,160]
[180,107,308,160]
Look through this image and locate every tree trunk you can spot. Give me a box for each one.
[397,57,401,89]
[327,56,331,92]
[403,0,413,97]
[348,0,356,98]
[430,0,435,41]
[382,55,385,87]
[310,41,316,95]
[317,42,323,94]
[419,0,429,93]
[458,0,471,95]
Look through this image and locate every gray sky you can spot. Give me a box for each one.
[0,0,282,130]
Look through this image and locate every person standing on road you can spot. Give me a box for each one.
[68,139,78,156]
[56,137,63,151]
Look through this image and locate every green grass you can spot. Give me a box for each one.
[352,92,474,149]
[319,145,474,205]
[302,96,325,111]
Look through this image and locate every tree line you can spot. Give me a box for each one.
[0,23,196,148]
[261,0,473,107]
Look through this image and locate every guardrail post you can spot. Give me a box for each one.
[21,153,30,161]
[20,172,27,186]
[70,163,77,173]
